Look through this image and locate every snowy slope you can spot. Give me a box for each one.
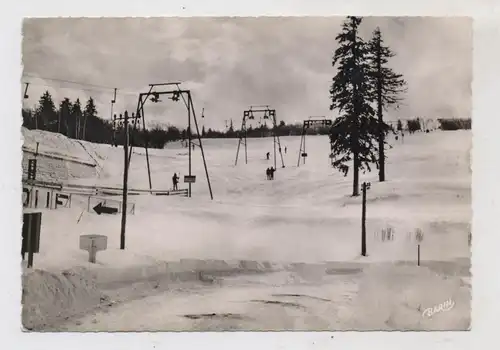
[21,128,472,331]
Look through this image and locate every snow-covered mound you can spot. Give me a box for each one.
[22,258,279,330]
[21,128,102,183]
[22,267,104,330]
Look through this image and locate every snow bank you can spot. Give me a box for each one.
[22,258,278,330]
[22,267,106,331]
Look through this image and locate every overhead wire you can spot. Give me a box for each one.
[21,73,142,97]
[21,74,207,131]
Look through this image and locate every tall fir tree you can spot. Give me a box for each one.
[71,98,83,139]
[367,27,407,182]
[58,97,73,136]
[83,97,98,141]
[329,16,380,196]
[34,91,57,131]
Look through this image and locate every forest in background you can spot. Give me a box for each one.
[21,90,470,150]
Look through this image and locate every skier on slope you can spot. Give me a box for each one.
[172,173,179,191]
[269,167,276,180]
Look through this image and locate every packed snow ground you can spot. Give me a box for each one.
[21,128,471,331]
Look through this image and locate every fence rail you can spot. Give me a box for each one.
[22,178,189,197]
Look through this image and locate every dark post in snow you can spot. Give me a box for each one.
[188,99,192,198]
[415,228,424,266]
[120,112,129,250]
[361,181,371,257]
[112,111,141,250]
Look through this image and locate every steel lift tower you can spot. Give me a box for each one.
[121,82,213,200]
[234,105,285,169]
[297,117,332,167]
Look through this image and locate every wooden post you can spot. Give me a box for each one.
[89,240,97,263]
[120,112,129,250]
[26,215,33,268]
[417,244,421,266]
[188,98,192,198]
[361,182,369,257]
[361,192,366,256]
[302,130,307,164]
[23,212,41,268]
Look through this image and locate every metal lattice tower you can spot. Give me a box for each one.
[124,82,214,200]
[235,105,285,169]
[297,117,332,167]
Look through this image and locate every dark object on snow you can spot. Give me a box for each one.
[172,173,179,190]
[269,167,276,180]
[266,152,270,160]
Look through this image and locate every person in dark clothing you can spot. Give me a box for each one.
[266,152,270,160]
[285,146,287,154]
[266,168,270,180]
[269,167,275,180]
[172,173,179,190]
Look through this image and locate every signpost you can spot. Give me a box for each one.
[79,234,107,263]
[93,202,119,215]
[27,159,37,180]
[22,211,42,268]
[184,175,196,183]
[27,142,39,181]
[55,193,71,209]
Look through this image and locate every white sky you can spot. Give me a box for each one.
[22,17,472,130]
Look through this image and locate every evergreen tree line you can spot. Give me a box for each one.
[21,91,186,148]
[23,91,117,145]
[22,90,334,148]
[201,120,331,139]
[395,117,471,133]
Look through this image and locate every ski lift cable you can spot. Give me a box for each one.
[22,73,144,97]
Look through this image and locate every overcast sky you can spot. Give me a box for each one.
[22,17,472,130]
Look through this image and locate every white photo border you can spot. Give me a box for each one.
[1,1,498,349]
